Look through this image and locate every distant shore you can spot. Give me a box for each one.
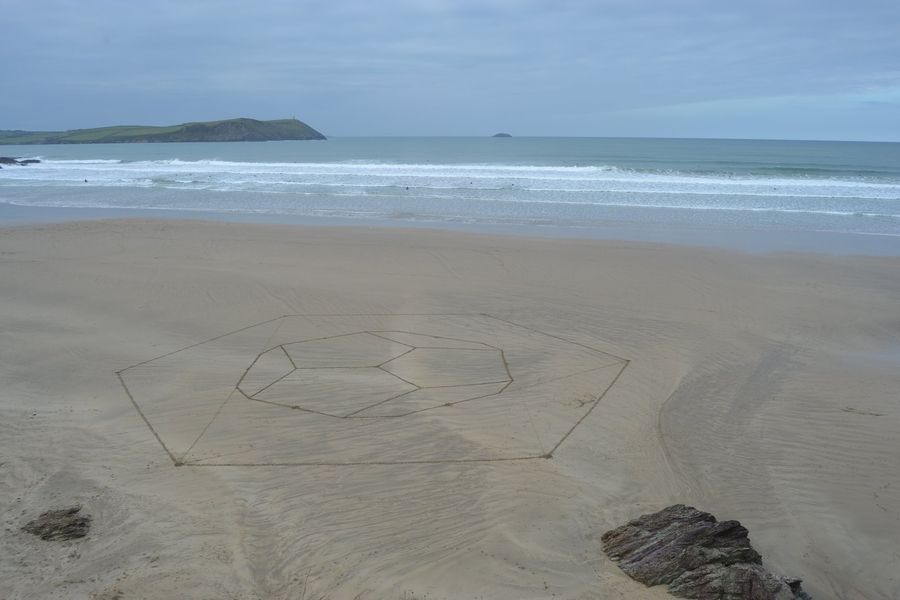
[2,201,899,257]
[0,117,326,144]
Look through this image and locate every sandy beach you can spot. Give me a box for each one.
[1,218,898,600]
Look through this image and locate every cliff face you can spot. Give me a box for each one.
[0,118,326,145]
[116,118,326,142]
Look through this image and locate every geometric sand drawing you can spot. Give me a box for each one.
[238,331,511,418]
[117,314,628,467]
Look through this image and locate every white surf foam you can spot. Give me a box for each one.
[3,159,899,221]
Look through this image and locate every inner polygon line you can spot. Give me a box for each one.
[235,329,515,420]
[283,332,410,369]
[253,367,417,418]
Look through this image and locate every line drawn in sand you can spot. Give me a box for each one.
[116,314,629,467]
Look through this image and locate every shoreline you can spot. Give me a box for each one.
[3,201,900,257]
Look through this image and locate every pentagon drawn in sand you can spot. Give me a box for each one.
[117,314,627,466]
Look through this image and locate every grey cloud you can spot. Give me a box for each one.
[1,0,898,140]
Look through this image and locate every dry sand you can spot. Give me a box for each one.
[0,219,897,600]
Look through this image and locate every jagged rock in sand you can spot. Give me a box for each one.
[602,504,811,600]
[22,506,91,541]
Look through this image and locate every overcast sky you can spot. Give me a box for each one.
[2,0,899,140]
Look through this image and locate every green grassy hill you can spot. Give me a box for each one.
[0,118,326,145]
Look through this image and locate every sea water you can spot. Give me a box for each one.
[2,137,899,244]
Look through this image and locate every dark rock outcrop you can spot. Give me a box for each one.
[22,506,91,541]
[0,157,40,165]
[602,504,811,600]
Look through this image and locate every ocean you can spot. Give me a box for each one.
[2,137,900,248]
